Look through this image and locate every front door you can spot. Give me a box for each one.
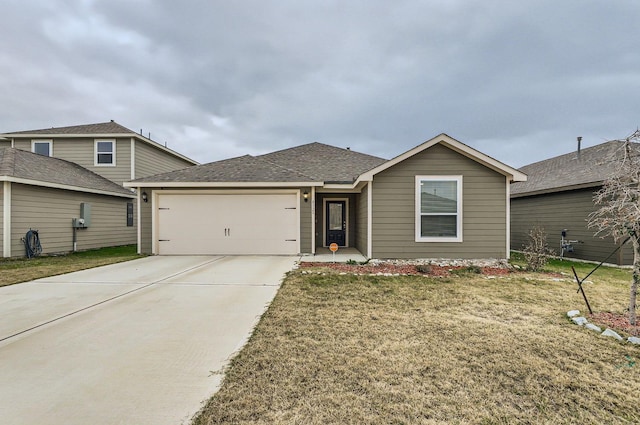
[326,201,346,246]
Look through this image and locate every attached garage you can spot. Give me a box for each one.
[154,192,300,255]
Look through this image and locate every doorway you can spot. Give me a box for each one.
[325,200,347,246]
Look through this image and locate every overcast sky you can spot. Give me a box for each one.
[2,1,639,168]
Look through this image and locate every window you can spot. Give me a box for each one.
[31,140,52,156]
[95,139,115,165]
[127,202,134,227]
[415,176,462,242]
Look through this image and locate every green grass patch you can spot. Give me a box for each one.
[0,245,142,286]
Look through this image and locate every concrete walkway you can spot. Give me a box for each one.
[300,247,367,263]
[0,255,297,425]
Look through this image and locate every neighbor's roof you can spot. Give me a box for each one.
[0,147,135,198]
[127,142,387,186]
[2,121,134,135]
[1,121,198,165]
[510,141,640,197]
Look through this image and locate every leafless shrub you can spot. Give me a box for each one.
[523,225,554,271]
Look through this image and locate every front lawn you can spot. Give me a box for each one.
[0,245,142,286]
[193,262,640,424]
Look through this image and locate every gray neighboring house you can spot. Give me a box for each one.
[510,141,638,265]
[1,148,136,257]
[126,134,526,259]
[0,121,198,257]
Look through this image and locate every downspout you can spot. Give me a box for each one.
[3,181,11,257]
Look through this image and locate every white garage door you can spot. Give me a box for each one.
[156,193,299,255]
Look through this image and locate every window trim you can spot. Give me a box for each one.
[95,139,116,166]
[415,175,463,243]
[31,140,53,157]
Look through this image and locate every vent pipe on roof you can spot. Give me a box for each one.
[577,136,582,159]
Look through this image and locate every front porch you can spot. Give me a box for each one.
[300,247,367,263]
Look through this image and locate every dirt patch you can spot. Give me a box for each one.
[590,311,640,337]
[299,262,510,277]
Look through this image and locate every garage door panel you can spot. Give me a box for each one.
[157,193,299,255]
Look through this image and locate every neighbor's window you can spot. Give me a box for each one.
[32,140,52,157]
[127,202,134,227]
[95,139,115,165]
[415,175,462,242]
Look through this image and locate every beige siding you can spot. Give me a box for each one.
[0,140,11,148]
[10,184,135,257]
[134,140,194,179]
[13,137,132,186]
[372,144,508,259]
[511,188,633,265]
[355,185,368,255]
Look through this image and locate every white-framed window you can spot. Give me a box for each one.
[95,139,116,166]
[415,175,462,242]
[31,140,52,157]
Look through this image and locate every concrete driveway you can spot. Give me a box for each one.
[0,255,297,425]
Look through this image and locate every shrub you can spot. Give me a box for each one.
[522,225,554,271]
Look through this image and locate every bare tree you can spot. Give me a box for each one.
[588,130,640,325]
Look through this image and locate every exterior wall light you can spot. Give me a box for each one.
[303,191,309,202]
[141,191,148,203]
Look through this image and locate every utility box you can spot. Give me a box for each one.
[80,203,91,227]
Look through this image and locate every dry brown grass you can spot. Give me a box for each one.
[0,245,141,286]
[193,266,640,425]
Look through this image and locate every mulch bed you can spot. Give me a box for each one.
[298,262,511,277]
[589,311,640,337]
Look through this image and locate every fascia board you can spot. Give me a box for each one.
[123,181,324,188]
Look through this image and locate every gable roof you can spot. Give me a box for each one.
[357,133,527,183]
[1,121,198,165]
[510,141,638,197]
[0,148,135,198]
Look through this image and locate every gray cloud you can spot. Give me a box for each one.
[2,0,640,167]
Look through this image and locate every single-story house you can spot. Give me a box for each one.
[1,147,136,257]
[125,134,527,259]
[510,140,637,265]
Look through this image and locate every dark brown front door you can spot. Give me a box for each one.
[326,201,346,246]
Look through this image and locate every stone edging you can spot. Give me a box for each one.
[567,310,640,345]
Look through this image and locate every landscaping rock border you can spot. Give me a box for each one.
[567,310,639,344]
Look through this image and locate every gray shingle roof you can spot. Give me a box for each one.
[130,154,317,183]
[131,142,387,185]
[2,121,136,135]
[511,141,639,197]
[258,142,387,183]
[0,148,134,197]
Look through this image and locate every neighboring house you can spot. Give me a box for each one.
[125,134,526,259]
[1,148,136,257]
[510,141,637,265]
[0,121,197,186]
[0,121,198,257]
